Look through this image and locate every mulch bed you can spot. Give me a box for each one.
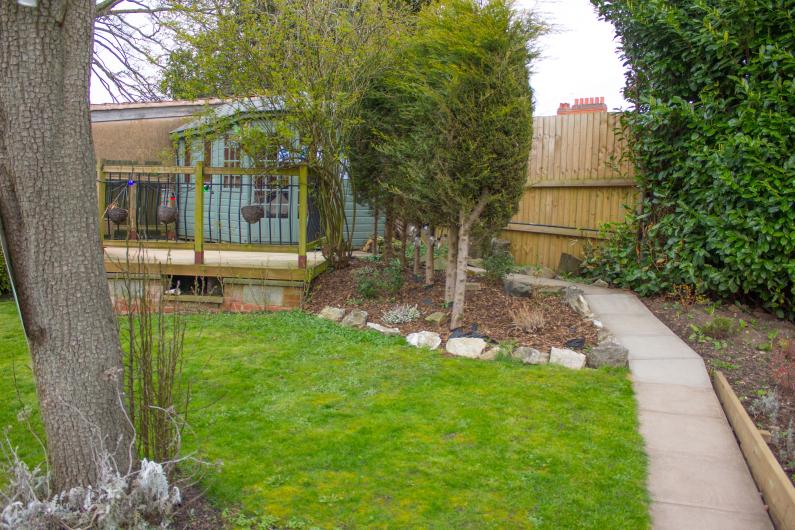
[306,259,598,351]
[644,296,795,480]
[171,485,225,530]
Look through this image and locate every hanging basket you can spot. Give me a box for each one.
[106,207,128,225]
[158,205,178,225]
[241,205,265,224]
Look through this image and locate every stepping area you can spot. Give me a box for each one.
[584,290,774,529]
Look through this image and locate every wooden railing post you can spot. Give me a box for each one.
[127,175,138,240]
[297,164,308,269]
[96,159,106,242]
[194,162,204,264]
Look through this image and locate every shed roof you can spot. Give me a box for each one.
[170,97,286,135]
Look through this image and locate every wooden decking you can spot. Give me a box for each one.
[104,246,326,282]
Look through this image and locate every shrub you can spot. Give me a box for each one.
[382,304,421,325]
[590,0,795,318]
[353,266,381,299]
[382,259,404,295]
[483,252,514,283]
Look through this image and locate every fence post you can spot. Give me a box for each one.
[297,164,308,269]
[194,162,204,265]
[96,159,106,242]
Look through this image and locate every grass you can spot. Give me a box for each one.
[0,300,649,529]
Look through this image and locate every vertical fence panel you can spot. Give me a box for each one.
[503,113,638,269]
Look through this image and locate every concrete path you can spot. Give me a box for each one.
[583,290,773,529]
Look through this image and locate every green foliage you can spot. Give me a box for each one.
[353,266,381,299]
[0,252,10,295]
[590,0,795,318]
[353,260,404,299]
[483,251,514,283]
[701,316,740,339]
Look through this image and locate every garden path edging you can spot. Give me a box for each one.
[582,287,774,529]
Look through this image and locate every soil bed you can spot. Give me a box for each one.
[172,486,225,530]
[644,296,795,481]
[306,258,597,352]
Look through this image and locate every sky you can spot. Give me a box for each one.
[514,0,629,116]
[90,0,630,113]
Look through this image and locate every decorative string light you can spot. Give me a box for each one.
[127,179,135,187]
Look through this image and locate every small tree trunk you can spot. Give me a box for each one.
[422,226,434,286]
[450,217,470,330]
[399,217,408,268]
[0,1,133,491]
[372,206,379,256]
[445,224,459,304]
[383,202,394,261]
[412,224,421,276]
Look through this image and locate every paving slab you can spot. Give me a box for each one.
[630,358,712,388]
[633,382,724,418]
[582,289,773,529]
[598,313,673,336]
[651,501,773,530]
[647,449,767,513]
[639,410,739,457]
[618,334,700,360]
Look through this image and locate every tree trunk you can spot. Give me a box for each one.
[445,224,459,304]
[399,215,408,268]
[383,201,394,261]
[450,217,470,330]
[0,1,133,492]
[422,225,434,286]
[372,206,379,256]
[412,223,421,276]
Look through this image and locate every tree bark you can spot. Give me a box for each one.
[399,215,408,268]
[383,201,394,261]
[444,224,459,304]
[450,195,490,330]
[0,0,133,492]
[412,223,421,276]
[422,225,434,286]
[450,217,469,330]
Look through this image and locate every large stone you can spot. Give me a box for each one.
[406,331,442,350]
[512,346,549,365]
[341,309,368,328]
[593,279,609,288]
[446,337,488,359]
[564,286,593,318]
[503,277,533,298]
[366,322,400,336]
[491,238,511,256]
[549,347,587,370]
[587,338,629,368]
[558,253,583,275]
[425,311,448,326]
[318,306,345,322]
[480,346,501,361]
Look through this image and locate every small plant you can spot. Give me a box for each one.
[711,358,739,372]
[771,340,795,392]
[382,259,404,296]
[353,266,381,299]
[483,251,514,283]
[700,316,738,339]
[773,419,795,468]
[382,304,420,325]
[748,390,780,424]
[510,305,545,333]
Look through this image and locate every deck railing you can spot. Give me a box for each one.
[97,161,322,268]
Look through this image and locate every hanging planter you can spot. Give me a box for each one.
[158,194,178,225]
[158,205,178,225]
[241,205,264,224]
[106,206,128,225]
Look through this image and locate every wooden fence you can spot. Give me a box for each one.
[501,112,639,269]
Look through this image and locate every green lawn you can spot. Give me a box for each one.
[0,300,649,529]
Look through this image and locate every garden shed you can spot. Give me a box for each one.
[168,99,381,248]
